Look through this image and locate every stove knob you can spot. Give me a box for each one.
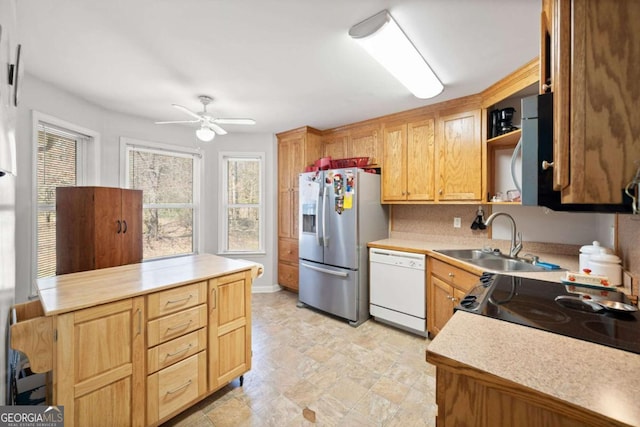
[460,295,477,308]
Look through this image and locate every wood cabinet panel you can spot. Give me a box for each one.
[278,238,298,264]
[323,131,349,159]
[548,0,639,205]
[75,377,132,427]
[437,110,483,201]
[430,276,454,337]
[349,124,381,165]
[431,259,479,292]
[382,124,408,201]
[407,118,436,201]
[278,262,298,291]
[56,186,143,274]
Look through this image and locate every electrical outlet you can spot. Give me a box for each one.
[453,217,461,228]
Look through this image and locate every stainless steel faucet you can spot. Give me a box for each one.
[483,212,523,258]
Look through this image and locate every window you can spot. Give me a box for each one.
[123,139,201,260]
[219,153,264,254]
[35,123,87,278]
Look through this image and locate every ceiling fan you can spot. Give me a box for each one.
[155,95,256,141]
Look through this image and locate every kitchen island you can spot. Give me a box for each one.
[426,310,640,427]
[11,253,259,427]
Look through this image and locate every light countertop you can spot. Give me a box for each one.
[36,254,259,315]
[427,311,640,427]
[368,237,580,283]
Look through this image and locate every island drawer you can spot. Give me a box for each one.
[147,281,207,320]
[147,351,207,424]
[147,304,207,347]
[147,328,207,374]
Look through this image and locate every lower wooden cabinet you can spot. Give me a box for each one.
[427,257,480,336]
[208,270,252,390]
[55,297,146,427]
[428,353,624,427]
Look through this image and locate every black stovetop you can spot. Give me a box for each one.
[456,273,640,354]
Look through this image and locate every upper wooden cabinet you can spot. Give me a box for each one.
[276,126,322,291]
[382,118,436,202]
[56,186,142,275]
[545,0,640,204]
[321,123,382,166]
[436,109,483,201]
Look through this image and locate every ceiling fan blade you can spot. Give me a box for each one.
[212,118,256,125]
[208,122,228,135]
[155,119,200,125]
[172,104,203,120]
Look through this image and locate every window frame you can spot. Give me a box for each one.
[30,111,100,295]
[120,137,203,260]
[218,152,266,255]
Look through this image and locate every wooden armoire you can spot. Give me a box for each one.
[56,186,143,274]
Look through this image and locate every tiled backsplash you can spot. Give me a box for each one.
[390,205,638,295]
[390,204,581,256]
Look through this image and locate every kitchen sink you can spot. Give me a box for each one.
[435,249,552,272]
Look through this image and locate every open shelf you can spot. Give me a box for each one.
[487,129,521,148]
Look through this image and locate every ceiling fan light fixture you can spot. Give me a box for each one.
[349,10,443,99]
[196,125,216,142]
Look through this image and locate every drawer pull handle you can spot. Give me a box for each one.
[165,295,193,305]
[166,320,192,332]
[166,343,193,358]
[212,288,217,310]
[448,272,454,278]
[166,379,192,395]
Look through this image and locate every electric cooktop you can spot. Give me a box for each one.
[456,273,640,355]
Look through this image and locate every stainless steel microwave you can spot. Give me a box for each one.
[520,93,632,213]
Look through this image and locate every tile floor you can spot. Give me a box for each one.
[162,290,437,427]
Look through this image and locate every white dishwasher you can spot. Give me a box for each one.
[369,248,426,336]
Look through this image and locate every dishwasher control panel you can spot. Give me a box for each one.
[369,248,425,269]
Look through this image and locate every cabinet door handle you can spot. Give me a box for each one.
[211,288,217,310]
[166,295,193,305]
[122,220,128,234]
[166,379,192,395]
[166,343,193,358]
[166,320,192,332]
[542,160,554,170]
[137,309,142,336]
[542,83,552,92]
[116,220,122,234]
[439,189,443,195]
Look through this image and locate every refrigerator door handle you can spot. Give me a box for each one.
[322,183,329,247]
[300,262,348,277]
[315,184,322,246]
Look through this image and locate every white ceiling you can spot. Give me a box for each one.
[16,0,540,135]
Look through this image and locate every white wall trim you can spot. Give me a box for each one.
[251,284,283,293]
[29,110,100,295]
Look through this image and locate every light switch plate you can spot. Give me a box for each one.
[453,217,461,228]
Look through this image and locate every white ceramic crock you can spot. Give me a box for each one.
[579,241,613,272]
[589,249,622,286]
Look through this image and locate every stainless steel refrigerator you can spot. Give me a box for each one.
[298,168,388,326]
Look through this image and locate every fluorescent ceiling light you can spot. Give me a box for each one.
[196,125,215,142]
[349,10,444,99]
